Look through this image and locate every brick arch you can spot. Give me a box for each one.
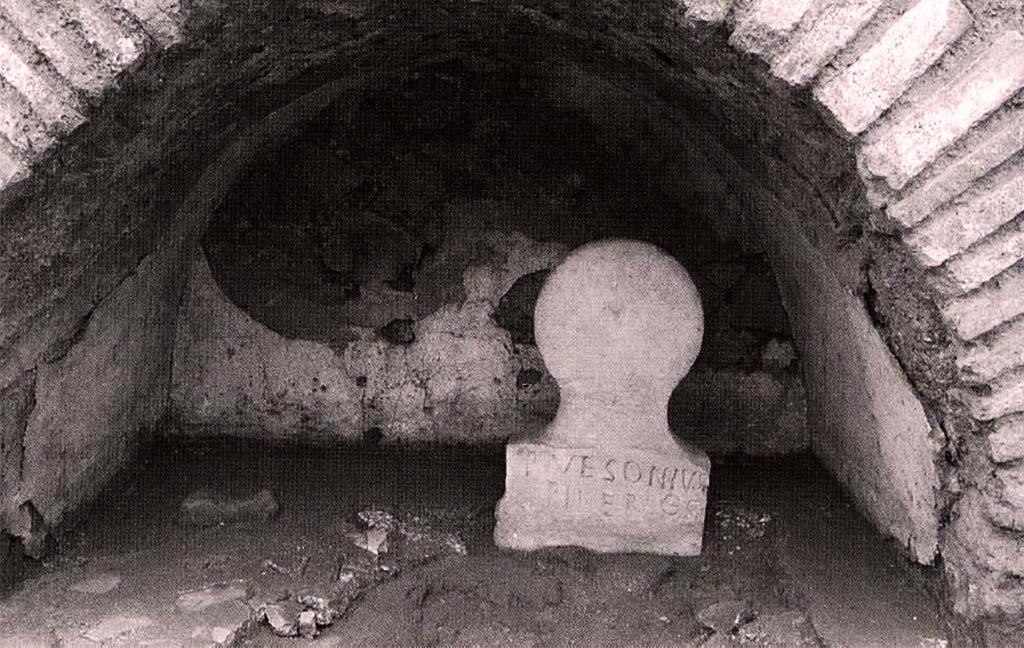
[0,0,1022,641]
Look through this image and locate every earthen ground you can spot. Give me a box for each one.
[0,436,949,647]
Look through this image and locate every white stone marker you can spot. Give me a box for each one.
[494,239,710,556]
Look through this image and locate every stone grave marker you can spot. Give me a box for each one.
[494,239,710,556]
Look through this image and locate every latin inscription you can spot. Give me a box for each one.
[515,447,708,522]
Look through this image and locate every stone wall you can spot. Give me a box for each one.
[0,0,1021,639]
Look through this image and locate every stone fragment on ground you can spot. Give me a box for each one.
[257,594,341,638]
[738,610,818,646]
[298,609,319,638]
[178,488,278,526]
[82,615,153,642]
[348,507,468,562]
[260,602,300,637]
[176,581,250,612]
[69,572,121,594]
[696,599,755,634]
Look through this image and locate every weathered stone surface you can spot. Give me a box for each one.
[738,611,817,646]
[17,244,182,538]
[63,0,146,66]
[0,17,84,129]
[697,599,754,633]
[118,0,184,46]
[0,0,112,94]
[985,464,1024,531]
[940,216,1024,292]
[495,239,709,556]
[888,107,1024,227]
[859,31,1024,191]
[680,0,733,22]
[815,0,971,135]
[0,371,33,494]
[0,81,53,154]
[176,582,250,612]
[178,489,278,527]
[496,444,709,555]
[762,189,941,564]
[69,573,121,594]
[957,317,1024,382]
[173,234,566,443]
[941,263,1024,340]
[729,0,815,61]
[905,166,1024,268]
[82,615,153,642]
[0,137,27,186]
[989,415,1024,463]
[772,0,886,86]
[944,492,1024,629]
[964,368,1024,421]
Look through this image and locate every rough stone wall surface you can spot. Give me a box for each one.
[172,235,564,443]
[774,205,942,565]
[12,242,185,555]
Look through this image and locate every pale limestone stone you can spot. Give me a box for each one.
[859,31,1024,191]
[0,18,84,128]
[964,369,1024,421]
[940,263,1024,341]
[494,239,710,556]
[888,107,1024,228]
[904,167,1024,268]
[989,415,1024,463]
[940,218,1024,292]
[681,0,734,22]
[772,0,887,86]
[69,573,121,594]
[176,582,249,613]
[814,0,971,134]
[958,318,1024,382]
[729,0,816,60]
[0,139,27,187]
[118,0,184,46]
[83,615,153,642]
[0,81,53,153]
[986,464,1024,531]
[64,0,146,66]
[0,0,112,94]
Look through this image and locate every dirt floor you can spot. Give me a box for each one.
[0,439,950,647]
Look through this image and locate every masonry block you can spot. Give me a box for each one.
[772,0,886,86]
[859,31,1024,191]
[681,0,734,22]
[958,317,1024,382]
[888,107,1024,228]
[815,0,971,135]
[989,414,1024,464]
[940,216,1024,293]
[941,264,1024,340]
[964,368,1024,421]
[905,167,1024,268]
[729,0,815,61]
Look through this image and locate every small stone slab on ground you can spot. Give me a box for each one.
[178,488,278,527]
[82,615,153,642]
[697,599,755,634]
[69,573,121,594]
[175,581,250,612]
